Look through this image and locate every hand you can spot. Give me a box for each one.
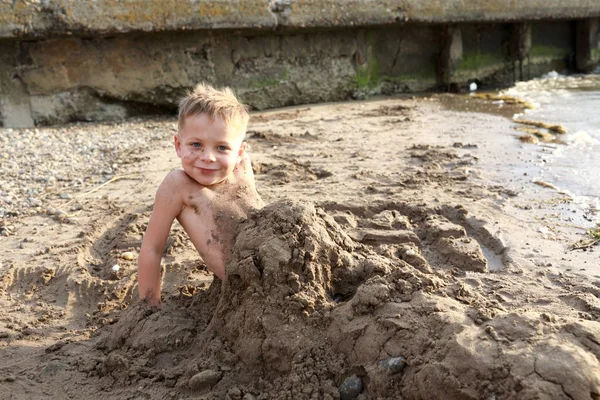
[232,152,264,207]
[233,152,257,186]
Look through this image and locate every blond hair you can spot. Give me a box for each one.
[177,83,249,133]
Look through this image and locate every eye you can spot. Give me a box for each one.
[191,142,201,148]
[217,145,229,151]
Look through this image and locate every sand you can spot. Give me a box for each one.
[1,95,600,399]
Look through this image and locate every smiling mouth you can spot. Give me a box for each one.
[196,167,218,173]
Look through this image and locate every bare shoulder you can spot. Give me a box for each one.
[160,169,213,204]
[158,169,193,194]
[152,169,189,206]
[163,169,192,184]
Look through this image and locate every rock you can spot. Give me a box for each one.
[55,209,67,221]
[339,375,362,400]
[121,251,136,261]
[226,387,243,400]
[188,369,222,391]
[378,356,407,374]
[38,360,65,378]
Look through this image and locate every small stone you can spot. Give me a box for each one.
[226,387,242,400]
[242,394,256,400]
[38,360,65,378]
[121,251,136,261]
[339,375,362,400]
[188,369,222,391]
[378,356,407,374]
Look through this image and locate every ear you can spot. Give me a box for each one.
[237,141,247,161]
[174,134,182,158]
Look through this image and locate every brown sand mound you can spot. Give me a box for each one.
[85,199,600,399]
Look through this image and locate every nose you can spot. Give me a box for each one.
[199,148,216,163]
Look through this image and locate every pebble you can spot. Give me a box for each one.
[378,356,407,374]
[226,388,242,400]
[339,375,362,400]
[0,119,167,218]
[121,251,136,261]
[55,210,67,222]
[38,360,65,378]
[188,369,222,390]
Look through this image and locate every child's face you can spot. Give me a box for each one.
[174,113,246,187]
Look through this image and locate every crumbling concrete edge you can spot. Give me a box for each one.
[3,0,600,40]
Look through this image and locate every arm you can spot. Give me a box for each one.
[138,172,183,306]
[232,151,264,208]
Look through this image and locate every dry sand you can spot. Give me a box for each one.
[1,95,600,399]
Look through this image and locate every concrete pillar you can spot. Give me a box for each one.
[510,22,531,82]
[575,18,600,73]
[438,25,462,91]
[0,42,34,128]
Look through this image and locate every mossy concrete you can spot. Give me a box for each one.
[1,2,600,127]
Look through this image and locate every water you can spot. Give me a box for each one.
[504,70,600,221]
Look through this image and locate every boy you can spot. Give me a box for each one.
[138,83,263,306]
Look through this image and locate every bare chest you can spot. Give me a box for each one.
[179,190,249,251]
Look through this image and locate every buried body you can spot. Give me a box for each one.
[88,199,600,400]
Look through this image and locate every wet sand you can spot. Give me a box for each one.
[1,95,599,399]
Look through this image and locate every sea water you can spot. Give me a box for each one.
[504,69,600,223]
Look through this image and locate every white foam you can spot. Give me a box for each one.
[568,130,600,146]
[541,71,561,79]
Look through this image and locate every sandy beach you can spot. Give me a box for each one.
[1,94,599,399]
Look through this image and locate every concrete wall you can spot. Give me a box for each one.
[2,0,600,39]
[1,1,600,127]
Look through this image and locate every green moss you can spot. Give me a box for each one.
[592,48,600,62]
[247,78,280,88]
[382,68,436,83]
[246,69,289,89]
[355,32,381,89]
[530,45,568,59]
[458,52,504,72]
[355,31,436,88]
[355,58,380,88]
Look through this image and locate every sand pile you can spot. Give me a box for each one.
[86,199,600,399]
[3,98,600,399]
